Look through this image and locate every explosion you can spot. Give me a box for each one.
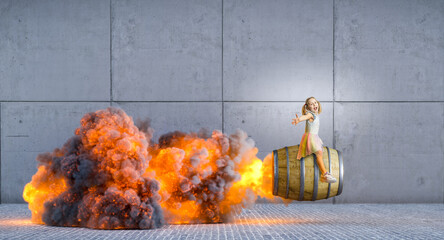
[23,107,276,229]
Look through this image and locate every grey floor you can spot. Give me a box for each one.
[0,203,443,240]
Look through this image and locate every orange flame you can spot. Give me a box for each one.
[23,165,67,223]
[146,130,279,224]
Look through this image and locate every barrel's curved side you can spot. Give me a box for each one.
[326,146,332,199]
[298,157,305,201]
[272,145,343,201]
[285,147,290,199]
[337,149,344,196]
[312,154,319,201]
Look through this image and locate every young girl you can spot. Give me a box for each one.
[292,97,337,183]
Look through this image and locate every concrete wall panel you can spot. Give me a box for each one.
[112,0,222,101]
[335,0,444,101]
[1,102,109,203]
[0,0,110,101]
[224,0,333,101]
[114,102,222,143]
[334,102,444,203]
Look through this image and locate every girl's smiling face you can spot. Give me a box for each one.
[307,98,319,113]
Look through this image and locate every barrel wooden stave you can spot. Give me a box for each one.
[329,149,340,197]
[276,148,287,198]
[287,147,300,199]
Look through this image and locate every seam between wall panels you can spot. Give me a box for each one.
[333,0,336,205]
[0,102,2,203]
[222,0,224,133]
[110,0,113,107]
[333,0,336,149]
[0,100,443,103]
[333,0,336,150]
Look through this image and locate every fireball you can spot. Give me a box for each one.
[23,107,278,229]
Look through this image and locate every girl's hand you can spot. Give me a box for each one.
[292,113,300,125]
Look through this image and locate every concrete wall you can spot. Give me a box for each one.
[0,0,442,203]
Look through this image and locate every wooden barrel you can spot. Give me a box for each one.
[272,145,343,201]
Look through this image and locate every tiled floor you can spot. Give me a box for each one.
[0,203,443,239]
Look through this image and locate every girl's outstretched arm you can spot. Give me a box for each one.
[291,113,313,125]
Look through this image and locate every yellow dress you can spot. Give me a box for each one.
[296,110,324,159]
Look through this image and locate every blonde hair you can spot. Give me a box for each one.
[302,96,322,115]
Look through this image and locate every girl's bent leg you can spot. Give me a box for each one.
[315,150,327,175]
